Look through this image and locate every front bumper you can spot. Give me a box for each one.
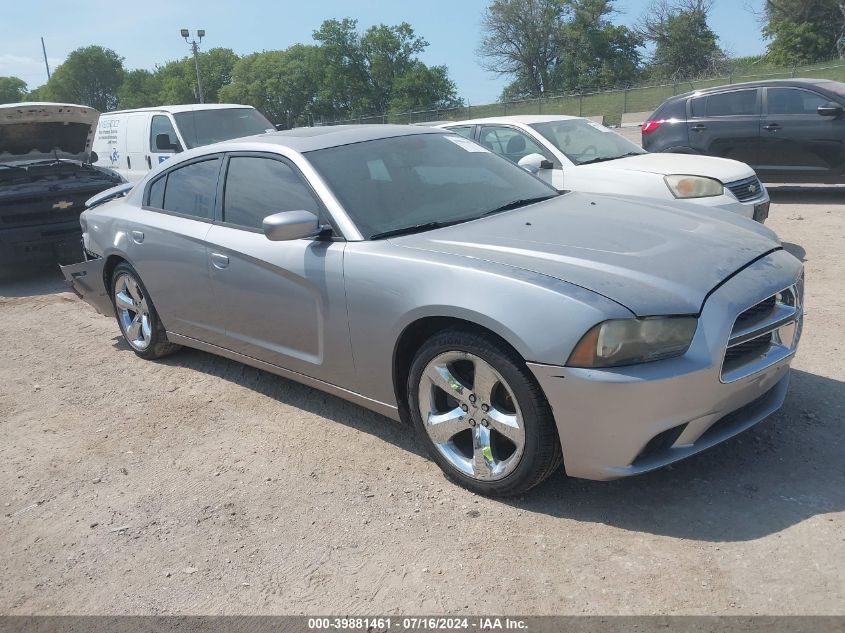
[0,220,83,266]
[691,191,770,223]
[528,249,803,480]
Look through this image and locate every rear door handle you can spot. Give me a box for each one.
[210,252,230,269]
[763,123,781,132]
[690,124,707,131]
[146,155,152,169]
[131,230,144,244]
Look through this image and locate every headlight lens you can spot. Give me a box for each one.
[567,317,698,368]
[665,175,724,199]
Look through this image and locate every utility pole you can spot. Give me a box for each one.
[41,37,51,80]
[180,29,205,103]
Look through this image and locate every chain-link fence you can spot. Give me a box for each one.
[317,59,845,128]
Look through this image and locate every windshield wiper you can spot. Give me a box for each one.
[370,220,463,240]
[578,152,643,166]
[481,195,557,217]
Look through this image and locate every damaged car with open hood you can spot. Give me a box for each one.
[0,102,125,272]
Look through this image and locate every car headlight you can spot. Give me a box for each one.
[665,175,724,199]
[567,317,698,368]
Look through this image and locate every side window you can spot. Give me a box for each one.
[223,156,321,230]
[161,159,219,219]
[447,126,474,139]
[705,90,758,117]
[150,115,180,153]
[478,126,548,163]
[690,96,706,118]
[768,88,829,115]
[147,175,166,209]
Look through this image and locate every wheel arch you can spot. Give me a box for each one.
[391,314,527,421]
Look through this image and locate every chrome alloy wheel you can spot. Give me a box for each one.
[418,351,525,481]
[114,273,152,351]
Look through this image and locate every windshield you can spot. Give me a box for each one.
[174,108,275,149]
[530,119,645,166]
[306,133,558,239]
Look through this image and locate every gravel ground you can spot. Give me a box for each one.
[0,188,843,615]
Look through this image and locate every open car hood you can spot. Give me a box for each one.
[0,102,100,164]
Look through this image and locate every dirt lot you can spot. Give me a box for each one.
[1,188,843,615]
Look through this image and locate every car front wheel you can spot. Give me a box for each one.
[111,262,180,360]
[408,327,562,496]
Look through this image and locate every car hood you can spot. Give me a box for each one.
[587,152,756,183]
[0,102,99,164]
[393,192,781,316]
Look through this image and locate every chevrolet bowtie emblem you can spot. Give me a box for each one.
[52,200,73,210]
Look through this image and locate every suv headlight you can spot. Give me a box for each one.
[665,175,723,199]
[567,317,698,368]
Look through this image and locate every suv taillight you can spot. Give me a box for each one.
[642,120,663,135]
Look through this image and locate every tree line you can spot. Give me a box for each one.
[0,18,461,126]
[1,1,843,122]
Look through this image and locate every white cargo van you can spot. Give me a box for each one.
[92,104,275,181]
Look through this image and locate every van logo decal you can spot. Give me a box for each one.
[110,147,119,164]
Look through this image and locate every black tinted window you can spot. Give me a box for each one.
[705,90,757,116]
[223,157,320,229]
[147,175,165,208]
[162,159,219,219]
[690,96,705,118]
[768,88,828,115]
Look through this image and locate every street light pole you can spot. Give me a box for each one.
[181,29,206,104]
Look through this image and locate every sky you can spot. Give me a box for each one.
[1,0,767,106]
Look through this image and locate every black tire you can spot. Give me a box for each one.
[111,262,180,360]
[407,327,562,496]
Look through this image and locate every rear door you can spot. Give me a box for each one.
[758,86,845,182]
[203,152,353,385]
[125,156,221,344]
[686,88,761,166]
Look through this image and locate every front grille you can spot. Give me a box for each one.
[726,175,764,202]
[1,208,81,226]
[721,284,801,382]
[733,295,776,330]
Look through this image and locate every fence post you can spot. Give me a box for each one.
[538,96,542,114]
[408,109,412,124]
[672,79,677,96]
[503,101,507,116]
[623,86,628,114]
[578,91,583,117]
[791,65,796,78]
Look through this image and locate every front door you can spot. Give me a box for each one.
[477,125,561,188]
[204,153,354,385]
[148,114,183,169]
[758,86,845,182]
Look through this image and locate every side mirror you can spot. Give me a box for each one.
[156,133,182,153]
[89,151,99,164]
[263,210,321,241]
[517,153,553,174]
[817,102,844,117]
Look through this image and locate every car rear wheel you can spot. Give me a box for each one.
[408,327,562,496]
[111,262,180,360]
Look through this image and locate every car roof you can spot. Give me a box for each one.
[440,115,582,126]
[671,78,843,101]
[203,124,447,153]
[102,103,256,115]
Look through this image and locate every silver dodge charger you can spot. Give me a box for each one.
[62,125,804,496]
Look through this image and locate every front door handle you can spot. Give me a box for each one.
[690,124,707,131]
[763,123,781,132]
[131,230,144,244]
[210,252,230,269]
